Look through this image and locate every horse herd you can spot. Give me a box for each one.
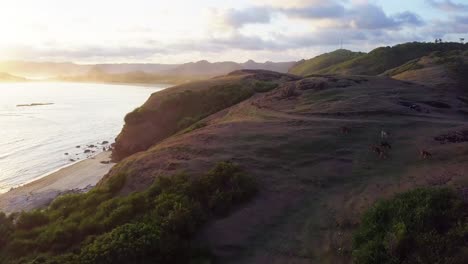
[340,126,432,160]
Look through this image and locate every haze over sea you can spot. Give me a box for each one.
[0,82,168,193]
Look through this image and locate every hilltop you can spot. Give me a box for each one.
[289,49,364,76]
[290,42,468,76]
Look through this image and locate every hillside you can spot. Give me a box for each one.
[291,42,468,76]
[2,66,468,263]
[112,70,298,161]
[101,65,468,263]
[383,50,468,89]
[289,49,365,76]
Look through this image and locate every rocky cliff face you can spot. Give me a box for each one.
[111,70,299,161]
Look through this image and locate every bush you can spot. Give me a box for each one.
[252,81,278,93]
[0,213,13,248]
[79,223,162,264]
[16,210,49,230]
[0,162,256,264]
[352,188,468,264]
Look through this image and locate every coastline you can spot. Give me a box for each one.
[0,151,115,214]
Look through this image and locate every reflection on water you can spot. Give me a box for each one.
[0,82,168,192]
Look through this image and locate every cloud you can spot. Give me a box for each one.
[282,4,346,19]
[212,2,424,31]
[426,0,468,12]
[252,0,325,8]
[349,5,424,29]
[434,15,468,35]
[1,44,169,62]
[213,7,273,28]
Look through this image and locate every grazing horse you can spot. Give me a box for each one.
[341,126,350,134]
[380,141,392,149]
[420,150,432,159]
[371,145,387,159]
[381,130,389,139]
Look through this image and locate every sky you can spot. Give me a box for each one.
[0,0,466,64]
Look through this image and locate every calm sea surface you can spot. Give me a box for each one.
[0,82,168,192]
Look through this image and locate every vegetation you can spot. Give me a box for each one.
[252,80,279,93]
[289,49,365,76]
[0,162,257,264]
[382,58,424,76]
[353,188,468,264]
[125,83,254,127]
[114,77,282,160]
[294,42,467,76]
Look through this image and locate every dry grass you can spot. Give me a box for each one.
[105,72,468,263]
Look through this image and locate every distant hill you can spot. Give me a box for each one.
[165,60,242,77]
[241,60,295,73]
[0,72,28,82]
[165,60,295,77]
[0,61,90,79]
[92,63,179,74]
[0,60,296,83]
[57,68,206,85]
[290,42,468,76]
[289,49,365,76]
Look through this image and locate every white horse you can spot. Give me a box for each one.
[381,130,389,139]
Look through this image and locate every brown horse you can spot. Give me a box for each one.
[380,141,392,149]
[371,145,388,159]
[420,150,432,159]
[341,126,351,134]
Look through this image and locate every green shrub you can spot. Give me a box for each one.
[352,188,468,264]
[0,213,13,249]
[0,162,256,264]
[79,223,162,264]
[16,210,49,230]
[252,81,278,93]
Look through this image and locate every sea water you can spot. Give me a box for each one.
[0,82,169,192]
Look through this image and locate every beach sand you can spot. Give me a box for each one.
[0,151,114,214]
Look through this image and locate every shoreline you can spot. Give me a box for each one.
[0,151,115,214]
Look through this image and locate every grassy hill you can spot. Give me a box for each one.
[291,42,468,76]
[2,47,468,263]
[289,49,365,76]
[102,65,468,263]
[112,70,298,161]
[383,50,468,89]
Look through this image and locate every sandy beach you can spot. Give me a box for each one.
[0,151,114,214]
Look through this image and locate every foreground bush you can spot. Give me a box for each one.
[0,162,256,264]
[352,188,468,264]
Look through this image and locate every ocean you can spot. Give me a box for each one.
[0,82,169,193]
